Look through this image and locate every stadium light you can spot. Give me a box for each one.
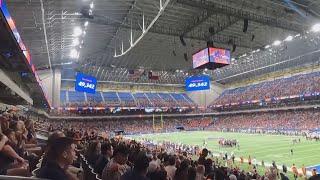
[272,40,281,46]
[284,35,293,42]
[72,38,80,46]
[311,23,320,32]
[84,21,89,27]
[73,27,82,37]
[70,49,79,59]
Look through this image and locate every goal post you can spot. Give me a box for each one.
[153,114,164,131]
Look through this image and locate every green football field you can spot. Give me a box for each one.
[131,131,320,168]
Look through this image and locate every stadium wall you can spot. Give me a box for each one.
[37,68,61,107]
[186,82,224,107]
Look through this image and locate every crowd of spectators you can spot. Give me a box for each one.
[213,71,320,106]
[212,109,320,132]
[44,117,213,135]
[0,110,41,177]
[45,109,320,137]
[40,127,319,180]
[2,108,320,179]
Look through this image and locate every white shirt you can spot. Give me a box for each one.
[165,165,177,180]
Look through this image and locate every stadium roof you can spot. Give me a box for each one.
[7,0,320,84]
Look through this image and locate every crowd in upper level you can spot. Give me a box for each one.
[212,71,320,108]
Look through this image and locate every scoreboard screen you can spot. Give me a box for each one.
[185,75,210,91]
[75,73,97,94]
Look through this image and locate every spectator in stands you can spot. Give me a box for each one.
[195,165,205,180]
[309,174,320,180]
[94,142,113,175]
[147,166,167,180]
[102,144,129,180]
[24,119,37,144]
[38,137,78,180]
[203,159,213,176]
[174,159,190,180]
[198,148,208,165]
[41,131,66,168]
[85,141,101,166]
[148,154,160,172]
[165,155,177,180]
[121,151,149,180]
[187,166,196,180]
[0,126,29,177]
[229,174,237,180]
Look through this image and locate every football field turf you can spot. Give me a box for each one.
[131,131,320,170]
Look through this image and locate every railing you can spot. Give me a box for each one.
[0,176,48,180]
[79,154,102,180]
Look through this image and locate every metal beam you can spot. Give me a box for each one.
[87,15,257,49]
[0,69,33,105]
[181,10,211,36]
[176,0,305,33]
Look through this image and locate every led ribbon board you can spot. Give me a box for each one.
[75,73,97,94]
[0,0,31,64]
[185,75,210,91]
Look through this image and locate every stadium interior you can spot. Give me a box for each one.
[0,0,320,179]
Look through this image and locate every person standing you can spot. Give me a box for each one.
[240,156,243,164]
[282,164,287,173]
[94,143,113,176]
[252,157,257,168]
[301,164,306,177]
[231,153,235,164]
[291,164,298,180]
[164,156,176,180]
